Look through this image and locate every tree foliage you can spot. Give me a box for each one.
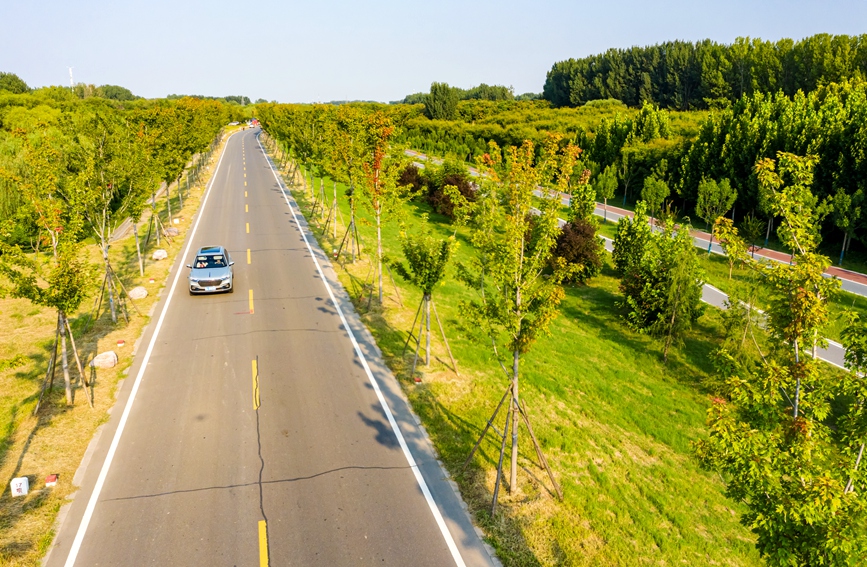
[551,218,603,285]
[696,178,737,229]
[640,175,669,220]
[424,82,460,121]
[0,72,30,94]
[696,153,867,566]
[613,204,704,357]
[543,34,867,109]
[393,217,456,297]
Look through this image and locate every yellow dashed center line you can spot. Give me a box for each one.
[258,520,269,566]
[245,181,247,187]
[245,190,248,197]
[244,173,247,178]
[245,204,249,213]
[252,359,260,410]
[249,289,254,314]
[247,249,251,264]
[246,222,250,234]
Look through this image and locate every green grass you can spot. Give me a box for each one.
[694,252,867,343]
[282,157,763,566]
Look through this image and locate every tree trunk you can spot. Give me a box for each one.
[845,442,864,494]
[153,192,161,246]
[333,180,338,239]
[59,311,73,405]
[177,173,184,208]
[793,338,801,418]
[133,221,143,276]
[707,224,714,254]
[509,347,520,493]
[376,208,383,304]
[425,295,431,366]
[104,246,117,324]
[839,232,847,266]
[166,181,173,224]
[603,198,608,223]
[764,216,772,248]
[350,192,357,262]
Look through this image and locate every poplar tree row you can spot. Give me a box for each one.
[543,33,867,109]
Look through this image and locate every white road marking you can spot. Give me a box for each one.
[257,134,467,567]
[62,132,239,567]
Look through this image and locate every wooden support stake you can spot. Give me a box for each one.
[431,299,459,376]
[519,400,563,501]
[64,315,93,408]
[491,404,512,517]
[461,385,511,473]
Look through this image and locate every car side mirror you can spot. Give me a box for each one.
[185,264,192,269]
[229,261,235,266]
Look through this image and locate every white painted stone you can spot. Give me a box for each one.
[128,286,148,300]
[165,227,180,236]
[152,249,168,260]
[10,477,29,497]
[90,351,118,368]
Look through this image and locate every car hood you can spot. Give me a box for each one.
[189,266,232,279]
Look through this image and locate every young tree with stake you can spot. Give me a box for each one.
[458,134,577,507]
[393,217,458,375]
[0,132,94,408]
[357,111,412,304]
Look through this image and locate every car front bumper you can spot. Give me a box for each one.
[189,279,232,293]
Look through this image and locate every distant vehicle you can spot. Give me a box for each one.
[186,245,234,294]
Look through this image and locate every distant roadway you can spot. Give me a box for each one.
[45,128,495,566]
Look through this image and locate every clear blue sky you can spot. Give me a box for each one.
[1,1,865,103]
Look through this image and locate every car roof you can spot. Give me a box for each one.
[197,245,225,255]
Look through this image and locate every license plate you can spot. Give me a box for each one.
[205,286,216,291]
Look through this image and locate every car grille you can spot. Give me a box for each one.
[197,279,223,287]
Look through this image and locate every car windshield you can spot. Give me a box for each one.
[193,255,226,269]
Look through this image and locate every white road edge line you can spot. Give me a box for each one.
[257,134,467,567]
[63,131,238,567]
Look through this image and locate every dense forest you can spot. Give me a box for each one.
[543,34,867,109]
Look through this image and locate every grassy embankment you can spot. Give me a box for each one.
[264,138,763,566]
[0,126,240,567]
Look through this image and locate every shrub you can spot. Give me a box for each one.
[552,218,603,284]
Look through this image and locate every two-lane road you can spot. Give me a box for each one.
[45,129,494,566]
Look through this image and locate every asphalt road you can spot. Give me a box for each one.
[45,129,495,567]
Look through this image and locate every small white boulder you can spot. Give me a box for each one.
[152,249,168,261]
[90,351,118,368]
[128,286,148,300]
[164,227,180,237]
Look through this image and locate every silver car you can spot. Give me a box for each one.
[187,246,234,294]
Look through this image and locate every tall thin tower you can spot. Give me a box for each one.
[68,67,74,88]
